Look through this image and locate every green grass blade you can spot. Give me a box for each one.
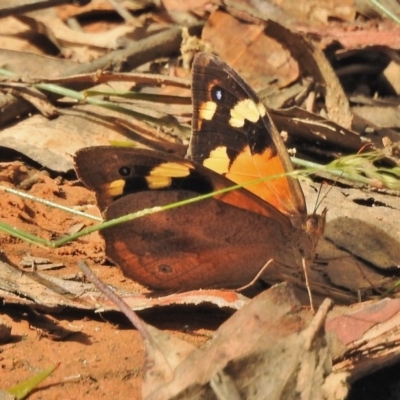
[7,364,59,400]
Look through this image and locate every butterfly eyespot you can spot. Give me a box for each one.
[158,264,173,274]
[118,166,131,177]
[211,85,224,102]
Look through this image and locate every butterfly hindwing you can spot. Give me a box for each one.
[74,146,307,291]
[102,190,301,291]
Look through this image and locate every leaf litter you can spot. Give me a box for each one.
[1,1,400,399]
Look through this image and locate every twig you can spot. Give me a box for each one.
[78,260,153,341]
[0,0,90,19]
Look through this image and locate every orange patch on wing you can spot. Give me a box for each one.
[215,186,290,227]
[226,147,298,217]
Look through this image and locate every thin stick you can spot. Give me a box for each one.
[78,260,152,341]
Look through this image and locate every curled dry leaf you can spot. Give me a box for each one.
[201,10,353,129]
[0,260,248,312]
[143,284,348,400]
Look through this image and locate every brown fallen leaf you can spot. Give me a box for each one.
[16,9,137,60]
[0,101,186,173]
[201,10,353,130]
[271,107,365,155]
[83,257,400,397]
[202,10,300,90]
[80,260,348,400]
[269,0,356,24]
[353,104,400,130]
[306,21,400,50]
[140,284,348,399]
[327,297,400,382]
[264,19,353,129]
[0,25,184,130]
[223,0,356,25]
[302,183,400,299]
[321,185,400,272]
[5,85,58,118]
[0,260,248,312]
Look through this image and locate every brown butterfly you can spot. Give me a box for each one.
[74,53,326,292]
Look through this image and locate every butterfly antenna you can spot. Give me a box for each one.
[312,181,332,214]
[314,144,375,213]
[313,171,344,214]
[313,183,324,214]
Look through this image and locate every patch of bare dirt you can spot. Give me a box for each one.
[0,162,225,399]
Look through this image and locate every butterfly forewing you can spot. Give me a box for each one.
[74,146,292,225]
[188,52,307,218]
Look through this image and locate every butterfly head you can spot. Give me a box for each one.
[304,208,328,251]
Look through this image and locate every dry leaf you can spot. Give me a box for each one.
[144,284,348,400]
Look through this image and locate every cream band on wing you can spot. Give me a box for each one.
[146,162,192,189]
[145,175,172,189]
[149,162,192,178]
[229,99,266,128]
[199,101,217,121]
[203,146,230,174]
[106,179,125,196]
